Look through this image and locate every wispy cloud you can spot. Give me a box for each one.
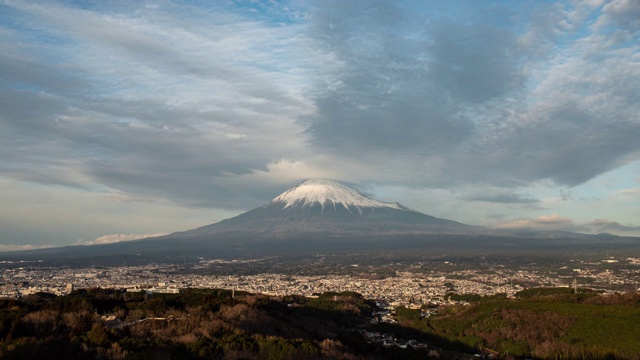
[2,0,638,198]
[0,0,315,210]
[494,214,581,231]
[75,233,168,246]
[618,187,640,195]
[465,193,540,205]
[0,244,55,253]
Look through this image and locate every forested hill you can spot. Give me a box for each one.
[396,288,640,359]
[0,287,639,359]
[0,288,462,359]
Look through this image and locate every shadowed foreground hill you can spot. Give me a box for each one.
[0,288,639,359]
[0,288,467,360]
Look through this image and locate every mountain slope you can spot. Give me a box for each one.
[178,179,479,237]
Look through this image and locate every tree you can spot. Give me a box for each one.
[87,323,109,347]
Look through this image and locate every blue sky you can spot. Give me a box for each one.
[1,0,639,250]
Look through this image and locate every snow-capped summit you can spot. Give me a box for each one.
[270,179,404,213]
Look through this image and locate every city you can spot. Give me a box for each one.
[2,256,638,308]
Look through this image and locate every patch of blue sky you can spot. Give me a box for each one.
[0,8,70,49]
[565,161,640,202]
[233,0,304,26]
[54,0,100,11]
[0,77,45,94]
[1,10,79,71]
[169,0,301,26]
[58,0,150,15]
[556,10,601,45]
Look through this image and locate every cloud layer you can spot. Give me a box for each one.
[0,0,639,244]
[0,0,314,210]
[304,0,640,187]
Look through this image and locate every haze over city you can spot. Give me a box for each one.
[1,0,639,251]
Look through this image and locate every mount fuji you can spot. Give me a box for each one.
[2,179,637,264]
[179,179,479,237]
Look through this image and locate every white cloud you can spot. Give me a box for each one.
[618,187,640,195]
[494,214,578,231]
[75,233,168,246]
[0,0,316,210]
[0,244,55,252]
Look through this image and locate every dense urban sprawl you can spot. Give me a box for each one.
[2,256,638,309]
